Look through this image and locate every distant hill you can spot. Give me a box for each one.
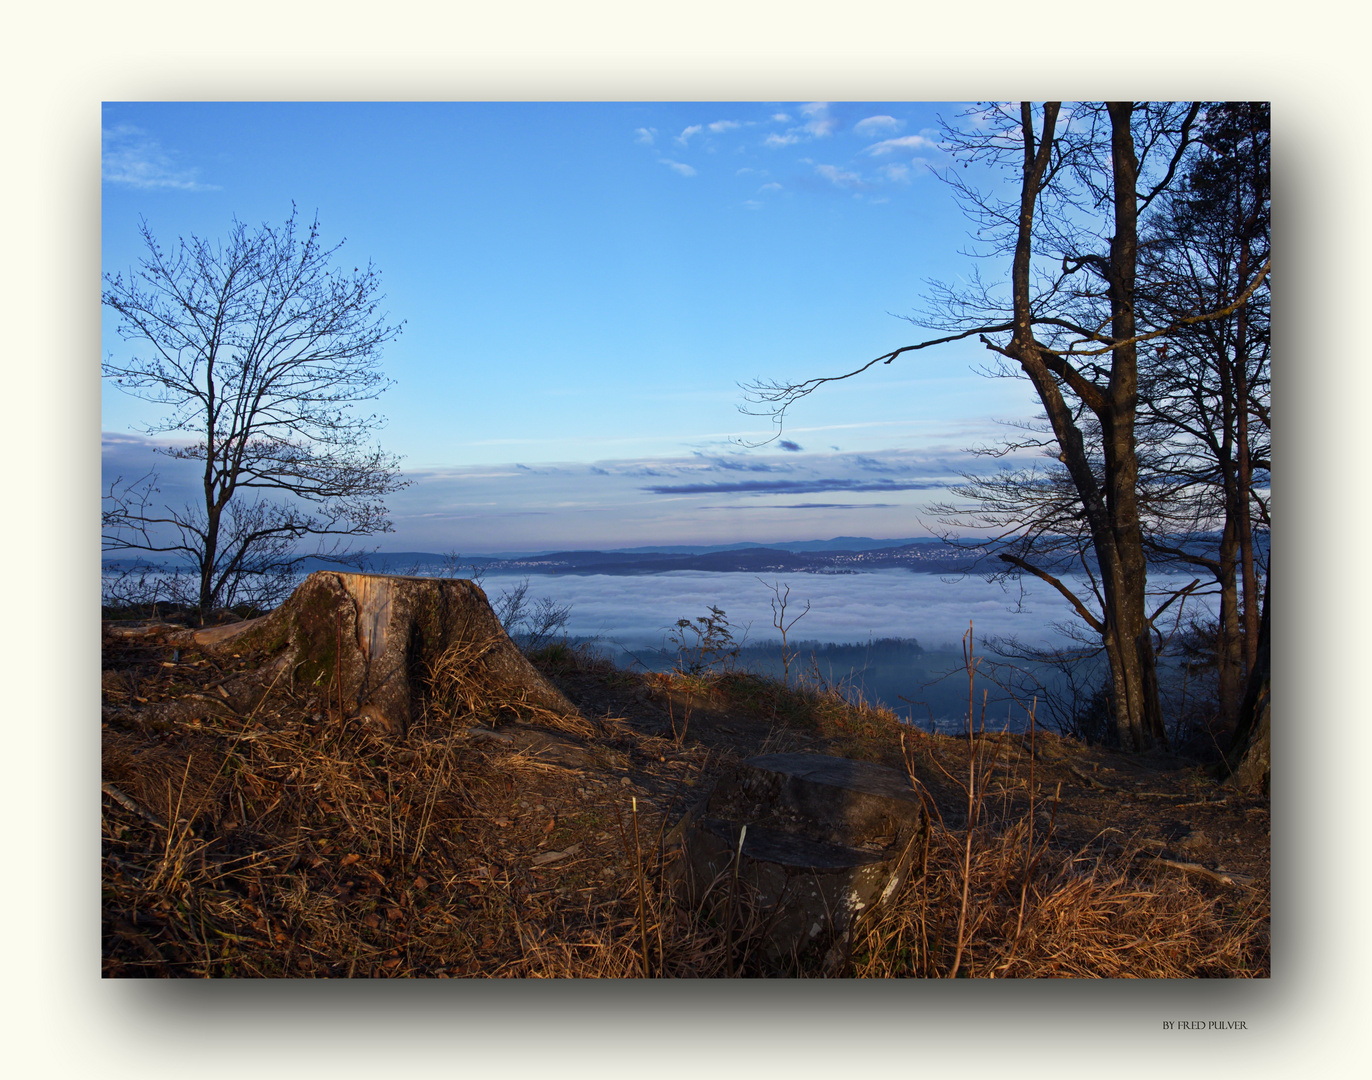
[295,540,992,577]
[105,532,1265,579]
[597,536,934,555]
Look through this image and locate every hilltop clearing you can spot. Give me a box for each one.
[101,603,1268,977]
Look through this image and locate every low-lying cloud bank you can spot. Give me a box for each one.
[477,568,1216,654]
[101,435,1041,553]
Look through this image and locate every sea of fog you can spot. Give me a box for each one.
[104,563,1215,732]
[473,567,1213,653]
[475,568,1214,732]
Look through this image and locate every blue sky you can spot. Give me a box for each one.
[102,101,1045,552]
[13,1,1364,1062]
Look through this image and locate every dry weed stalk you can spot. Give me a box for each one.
[103,621,1266,979]
[427,633,508,720]
[425,634,594,740]
[851,628,1267,978]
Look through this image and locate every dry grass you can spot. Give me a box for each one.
[850,798,1269,978]
[668,664,910,765]
[427,633,597,740]
[102,705,754,978]
[102,625,1268,978]
[843,637,1269,978]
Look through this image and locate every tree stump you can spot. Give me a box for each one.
[175,572,579,734]
[665,753,927,972]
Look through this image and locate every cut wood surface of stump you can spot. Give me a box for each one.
[173,572,580,734]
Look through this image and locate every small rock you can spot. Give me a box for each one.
[531,843,582,867]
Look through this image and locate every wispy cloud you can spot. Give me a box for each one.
[853,115,904,137]
[660,159,697,177]
[101,124,219,190]
[703,502,900,510]
[815,164,865,189]
[878,163,911,183]
[634,126,657,145]
[758,181,783,192]
[708,119,744,133]
[763,104,840,151]
[693,455,787,473]
[642,478,947,496]
[106,431,1011,555]
[675,124,703,146]
[851,454,932,474]
[864,134,938,156]
[798,102,838,137]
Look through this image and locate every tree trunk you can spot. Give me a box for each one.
[1231,159,1263,677]
[1006,103,1164,752]
[1216,521,1244,732]
[199,501,220,618]
[1222,574,1269,794]
[1101,101,1167,752]
[181,571,580,735]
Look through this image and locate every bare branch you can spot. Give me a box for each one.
[102,209,408,614]
[1070,257,1270,358]
[996,552,1105,633]
[738,324,1011,440]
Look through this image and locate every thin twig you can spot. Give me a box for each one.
[632,797,650,978]
[101,782,167,828]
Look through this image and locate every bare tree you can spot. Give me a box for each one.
[927,406,1206,741]
[759,578,810,684]
[102,208,409,616]
[1135,102,1271,731]
[491,578,573,653]
[744,103,1267,752]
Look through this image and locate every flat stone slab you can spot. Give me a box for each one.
[704,752,925,849]
[466,724,597,769]
[695,818,888,871]
[666,752,927,971]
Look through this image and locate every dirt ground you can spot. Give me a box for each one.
[502,650,1269,892]
[100,619,1269,977]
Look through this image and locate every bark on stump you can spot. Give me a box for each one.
[175,572,579,734]
[665,753,927,972]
